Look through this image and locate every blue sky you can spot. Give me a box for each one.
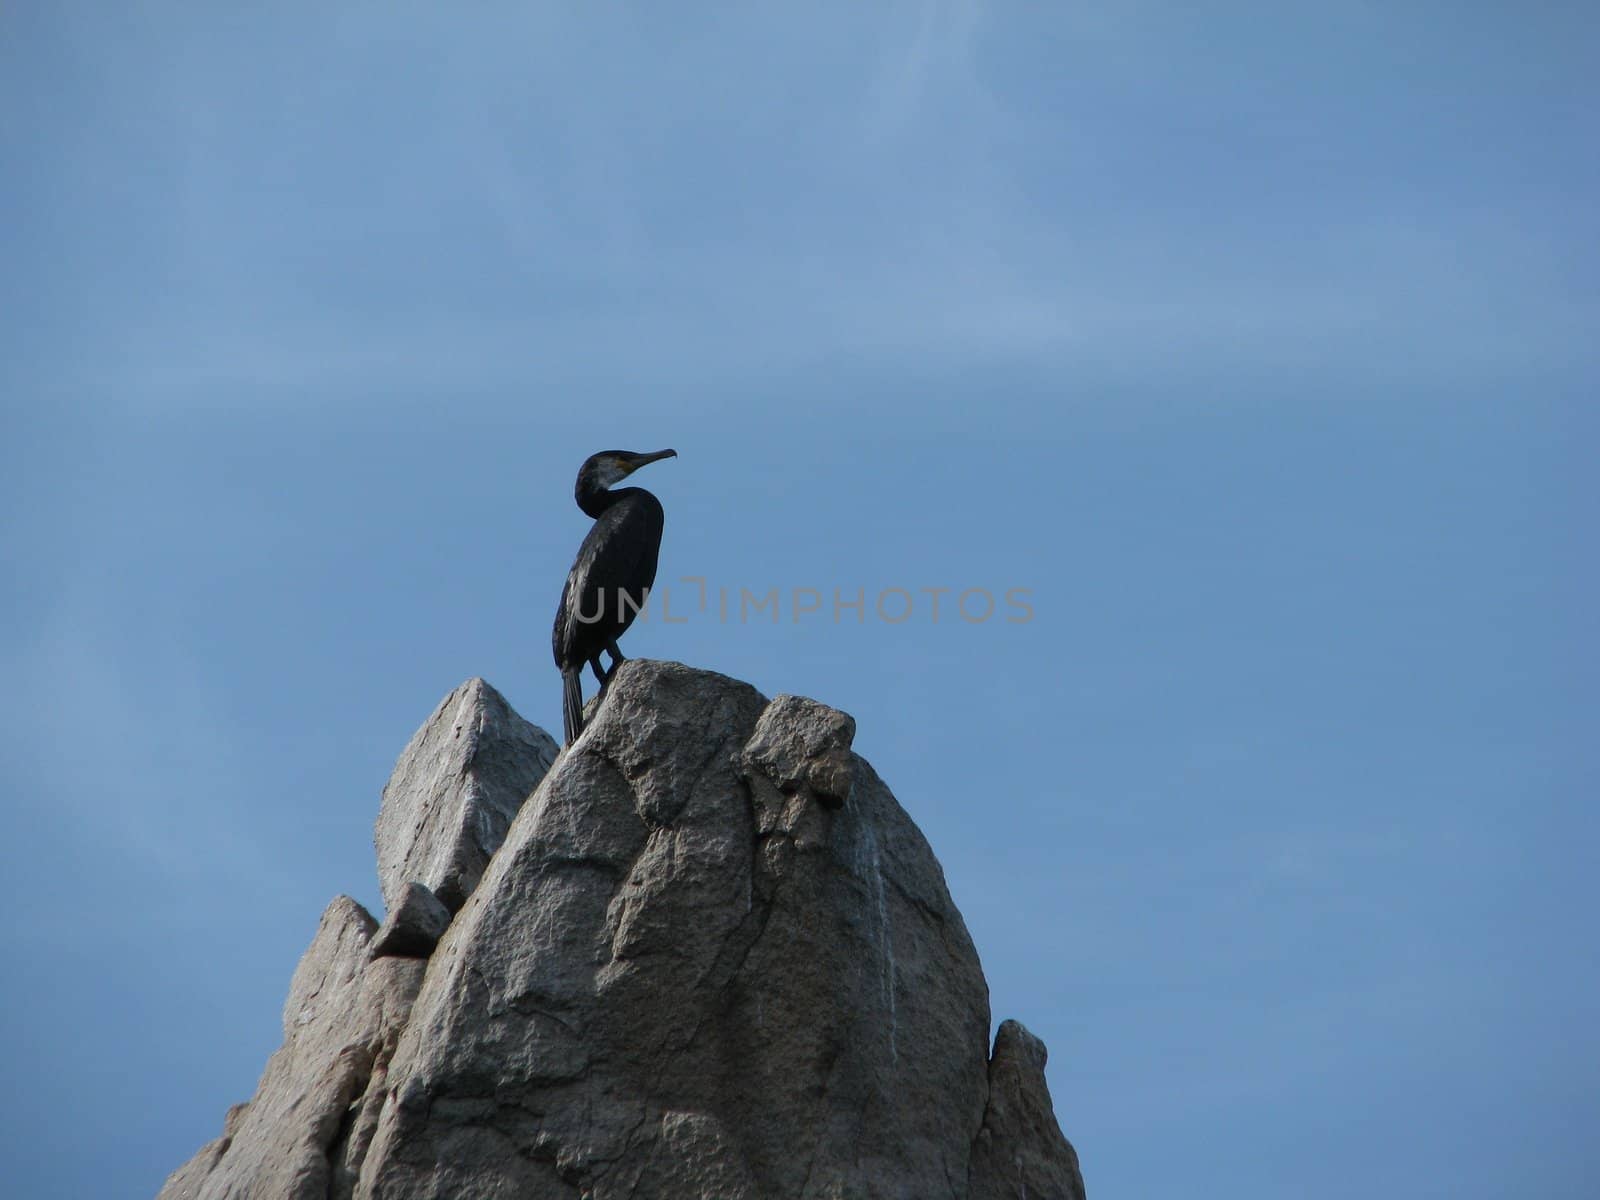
[2,4,1595,1197]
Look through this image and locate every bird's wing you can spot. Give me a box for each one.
[579,496,664,599]
[552,493,664,667]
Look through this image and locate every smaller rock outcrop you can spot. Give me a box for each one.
[741,692,856,809]
[969,1020,1087,1199]
[157,897,426,1200]
[368,882,451,960]
[374,677,558,914]
[161,677,560,1200]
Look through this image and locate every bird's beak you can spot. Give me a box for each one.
[629,449,677,469]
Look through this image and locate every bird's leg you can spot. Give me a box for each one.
[589,655,608,686]
[605,642,627,679]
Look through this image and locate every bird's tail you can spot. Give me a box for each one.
[562,669,584,747]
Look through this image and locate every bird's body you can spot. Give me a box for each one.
[553,449,676,745]
[552,489,663,688]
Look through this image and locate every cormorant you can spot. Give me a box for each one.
[552,448,677,746]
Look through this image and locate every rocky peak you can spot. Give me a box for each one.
[158,660,1086,1199]
[374,676,558,916]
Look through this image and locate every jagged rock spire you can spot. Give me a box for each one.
[159,662,1085,1200]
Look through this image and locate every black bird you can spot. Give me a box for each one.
[552,448,677,746]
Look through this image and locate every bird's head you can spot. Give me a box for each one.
[579,448,677,491]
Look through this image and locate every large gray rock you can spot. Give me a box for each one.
[157,897,427,1200]
[374,677,558,915]
[159,662,1086,1199]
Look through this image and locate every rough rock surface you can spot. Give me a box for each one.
[369,882,452,960]
[160,663,1086,1199]
[375,676,558,915]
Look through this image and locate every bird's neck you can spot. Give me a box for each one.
[577,483,644,519]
